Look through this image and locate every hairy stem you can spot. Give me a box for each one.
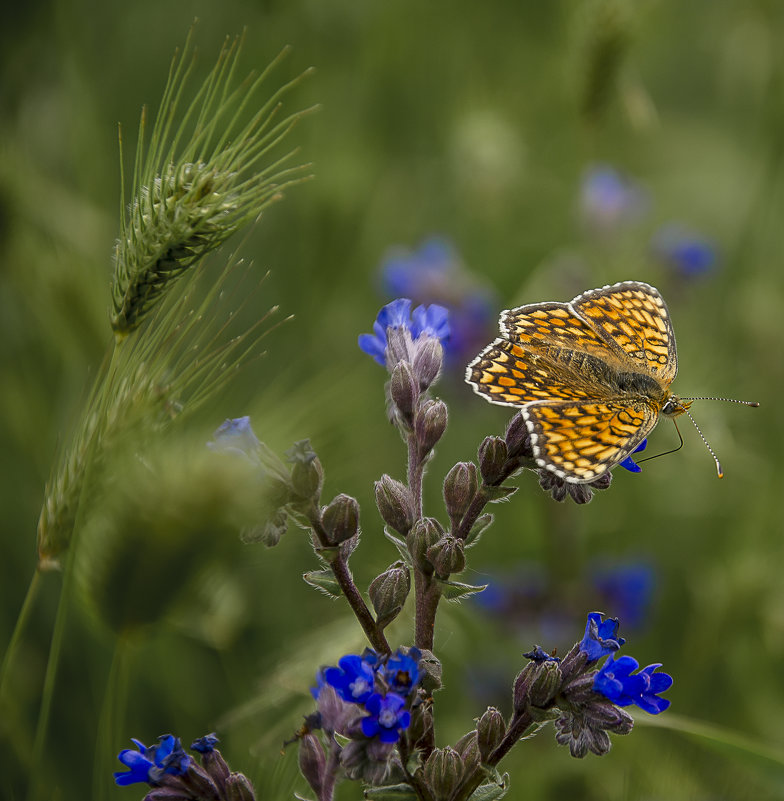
[308,509,390,655]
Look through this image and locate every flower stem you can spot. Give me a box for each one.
[308,507,390,654]
[331,555,391,655]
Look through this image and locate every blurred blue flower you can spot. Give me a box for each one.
[207,416,261,462]
[377,237,497,367]
[360,692,411,743]
[325,653,377,704]
[593,654,672,714]
[190,733,219,754]
[579,612,625,662]
[358,298,450,367]
[618,438,647,473]
[579,165,648,235]
[382,648,422,696]
[114,735,190,786]
[652,223,717,278]
[591,561,656,629]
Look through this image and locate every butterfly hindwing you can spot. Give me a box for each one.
[522,399,658,482]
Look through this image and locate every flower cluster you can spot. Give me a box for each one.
[115,733,256,800]
[302,648,425,791]
[546,613,672,758]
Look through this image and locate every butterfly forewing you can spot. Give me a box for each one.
[571,282,677,384]
[523,399,658,481]
[466,339,599,406]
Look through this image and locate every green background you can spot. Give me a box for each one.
[1,1,782,799]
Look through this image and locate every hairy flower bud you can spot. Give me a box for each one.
[504,413,534,460]
[225,772,256,801]
[514,659,563,713]
[375,475,416,535]
[412,336,444,389]
[389,360,419,422]
[443,461,478,527]
[427,534,465,577]
[298,733,326,798]
[321,494,360,545]
[415,399,448,457]
[478,436,509,485]
[453,730,480,774]
[286,440,324,501]
[369,562,411,628]
[406,517,444,575]
[423,747,464,800]
[477,707,506,762]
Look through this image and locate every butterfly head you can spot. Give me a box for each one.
[661,396,692,418]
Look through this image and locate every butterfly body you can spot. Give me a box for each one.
[466,281,690,484]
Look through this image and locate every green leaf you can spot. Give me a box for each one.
[483,485,518,503]
[302,568,341,598]
[469,772,509,801]
[383,526,412,565]
[436,578,488,602]
[465,513,494,548]
[363,783,418,800]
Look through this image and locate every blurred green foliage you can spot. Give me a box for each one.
[1,1,783,799]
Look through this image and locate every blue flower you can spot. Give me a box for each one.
[594,654,673,714]
[361,692,411,743]
[207,416,261,462]
[591,561,656,629]
[377,238,496,367]
[358,298,450,371]
[618,439,647,473]
[652,223,717,278]
[579,612,625,662]
[382,648,422,696]
[190,733,219,754]
[114,735,191,786]
[580,165,648,235]
[324,653,377,704]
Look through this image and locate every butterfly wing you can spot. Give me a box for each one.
[466,301,624,406]
[523,399,659,483]
[570,281,678,384]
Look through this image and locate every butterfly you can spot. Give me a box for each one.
[465,280,755,484]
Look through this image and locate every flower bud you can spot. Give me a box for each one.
[427,534,465,577]
[298,733,326,798]
[415,399,448,457]
[374,475,415,535]
[478,436,509,485]
[504,413,534,460]
[321,494,360,545]
[369,562,411,628]
[286,440,324,501]
[389,360,419,421]
[405,697,434,747]
[412,337,443,389]
[513,659,563,713]
[443,461,478,526]
[406,517,443,574]
[225,772,257,801]
[453,730,480,774]
[476,707,506,763]
[423,747,464,800]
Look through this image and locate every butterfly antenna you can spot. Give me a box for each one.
[679,396,760,407]
[681,406,724,478]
